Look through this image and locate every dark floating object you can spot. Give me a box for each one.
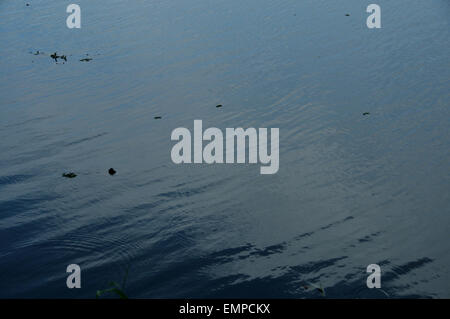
[216,104,223,108]
[34,50,40,55]
[154,116,162,119]
[345,13,350,16]
[62,172,77,178]
[108,168,116,176]
[50,52,67,62]
[363,112,370,116]
[80,58,93,62]
[50,52,59,61]
[26,3,30,6]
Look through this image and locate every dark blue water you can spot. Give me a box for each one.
[0,0,449,298]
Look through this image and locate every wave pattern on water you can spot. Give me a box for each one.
[0,0,449,298]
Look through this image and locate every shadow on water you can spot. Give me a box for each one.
[130,233,435,298]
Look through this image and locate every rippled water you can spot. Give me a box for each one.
[0,0,449,298]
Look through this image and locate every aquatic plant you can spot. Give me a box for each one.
[96,282,128,299]
[303,282,326,297]
[96,265,130,299]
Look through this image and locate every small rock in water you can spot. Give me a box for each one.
[216,104,223,108]
[62,172,77,178]
[363,112,370,116]
[108,168,117,176]
[154,116,162,119]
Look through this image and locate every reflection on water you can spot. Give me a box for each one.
[0,0,449,298]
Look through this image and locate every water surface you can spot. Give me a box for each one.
[0,0,449,298]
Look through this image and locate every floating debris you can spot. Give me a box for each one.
[345,13,350,16]
[29,50,48,57]
[29,51,97,63]
[216,104,223,108]
[49,52,68,62]
[26,3,30,6]
[108,168,117,176]
[50,52,59,61]
[62,172,77,178]
[363,112,370,116]
[154,116,162,120]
